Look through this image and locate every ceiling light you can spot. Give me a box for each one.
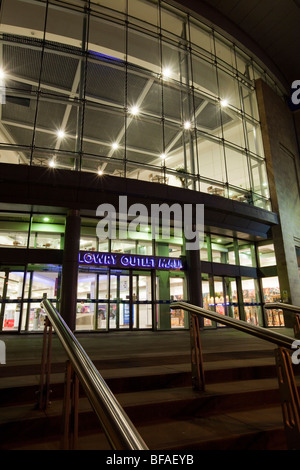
[0,68,6,80]
[49,159,56,168]
[220,99,228,108]
[130,105,140,116]
[43,217,49,222]
[162,67,172,79]
[98,169,103,176]
[112,142,119,150]
[56,129,65,139]
[184,120,191,130]
[160,153,167,160]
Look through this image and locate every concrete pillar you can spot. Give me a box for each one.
[156,243,171,329]
[186,246,203,327]
[256,79,300,326]
[60,210,81,331]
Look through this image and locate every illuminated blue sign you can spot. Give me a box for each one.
[78,251,184,270]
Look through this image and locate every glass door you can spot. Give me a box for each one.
[133,272,152,329]
[109,270,131,329]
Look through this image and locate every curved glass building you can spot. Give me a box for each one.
[0,0,299,334]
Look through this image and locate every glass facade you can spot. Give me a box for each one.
[0,0,274,209]
[0,1,289,334]
[0,209,283,332]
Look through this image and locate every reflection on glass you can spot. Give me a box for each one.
[170,277,185,328]
[201,275,213,327]
[241,278,261,325]
[262,276,284,327]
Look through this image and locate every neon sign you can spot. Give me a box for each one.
[78,251,184,270]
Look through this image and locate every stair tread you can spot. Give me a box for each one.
[0,356,278,390]
[5,405,285,451]
[0,377,284,426]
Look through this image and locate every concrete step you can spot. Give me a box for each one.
[0,329,295,450]
[0,373,288,450]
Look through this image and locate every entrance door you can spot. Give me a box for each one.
[109,270,152,330]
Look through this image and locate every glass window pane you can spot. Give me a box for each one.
[215,36,236,71]
[217,69,241,111]
[30,271,58,299]
[241,277,261,325]
[262,276,284,326]
[224,277,239,319]
[198,139,226,184]
[89,15,126,61]
[201,274,213,327]
[111,239,137,254]
[225,147,250,190]
[238,242,256,267]
[258,244,276,267]
[222,115,246,149]
[192,56,218,99]
[211,235,235,264]
[128,0,158,28]
[128,27,160,72]
[170,277,185,328]
[189,22,214,58]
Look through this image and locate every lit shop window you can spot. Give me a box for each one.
[0,231,28,247]
[29,232,62,249]
[262,276,284,327]
[170,277,185,328]
[241,278,261,325]
[1,271,25,331]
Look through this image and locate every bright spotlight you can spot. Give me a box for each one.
[130,105,140,116]
[221,99,229,108]
[56,129,65,139]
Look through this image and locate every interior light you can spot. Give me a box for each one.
[56,129,65,139]
[162,67,172,79]
[184,121,191,130]
[112,142,119,150]
[130,105,140,116]
[220,99,229,108]
[98,169,103,176]
[0,68,6,80]
[160,153,166,160]
[49,159,56,168]
[43,217,49,222]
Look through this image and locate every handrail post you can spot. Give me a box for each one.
[61,361,79,450]
[190,313,205,391]
[275,347,300,450]
[294,315,300,339]
[38,316,52,410]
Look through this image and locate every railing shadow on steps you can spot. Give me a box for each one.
[171,301,300,451]
[39,298,148,451]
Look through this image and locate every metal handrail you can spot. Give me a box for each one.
[265,302,300,313]
[170,301,300,450]
[170,301,295,348]
[41,299,148,450]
